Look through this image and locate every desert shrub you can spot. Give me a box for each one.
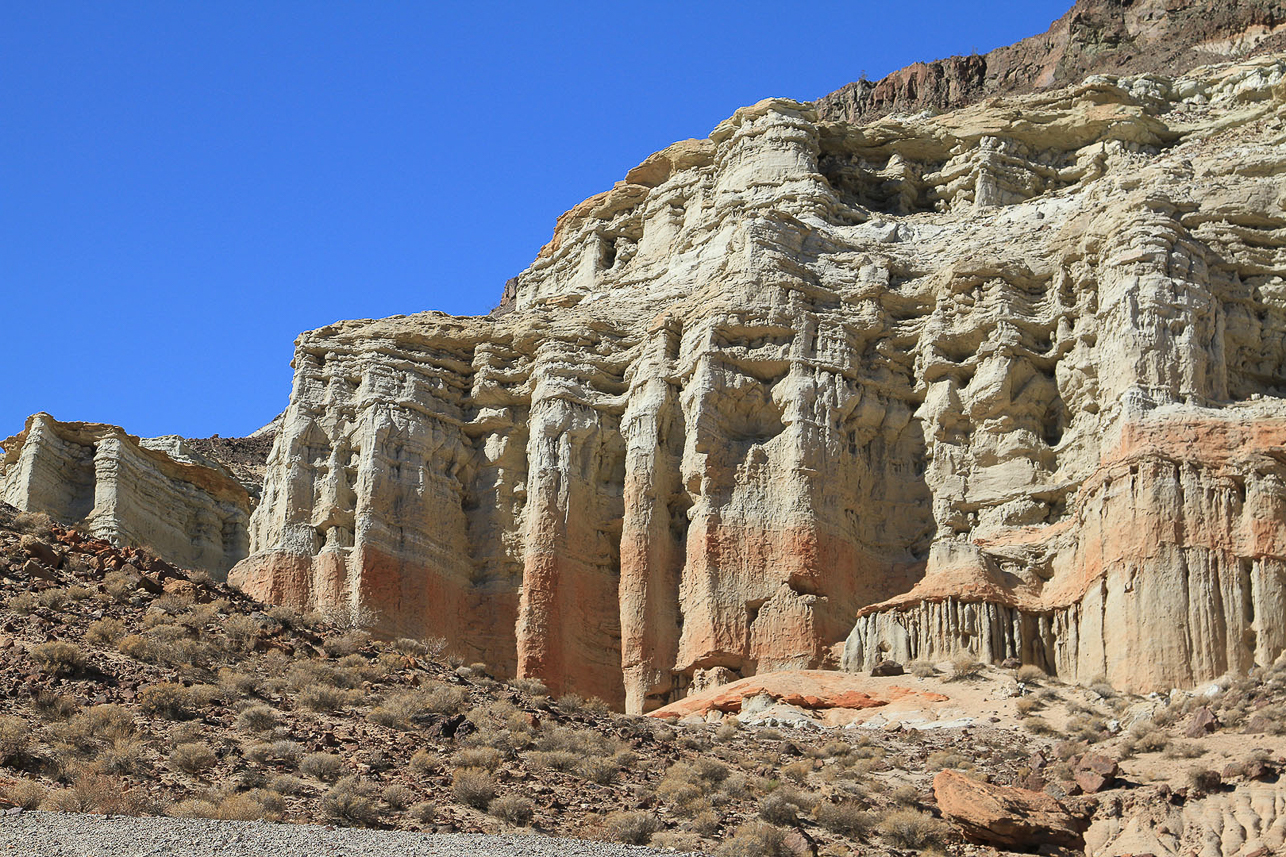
[759,788,811,825]
[1024,717,1058,735]
[94,736,147,775]
[889,784,921,807]
[901,661,934,679]
[30,641,86,676]
[410,801,437,824]
[298,685,361,712]
[219,789,285,822]
[52,704,135,754]
[452,767,496,809]
[580,756,618,784]
[1014,697,1039,716]
[1015,664,1046,683]
[13,511,54,535]
[43,772,131,815]
[102,571,136,602]
[556,692,586,712]
[6,592,38,615]
[0,779,46,810]
[117,634,154,661]
[1164,741,1208,760]
[1127,721,1169,753]
[368,689,431,729]
[234,705,278,734]
[510,677,548,696]
[218,668,258,698]
[1188,767,1222,794]
[245,740,303,767]
[0,716,30,765]
[423,683,468,715]
[409,749,442,776]
[816,800,874,837]
[381,783,414,811]
[716,821,790,857]
[489,793,534,826]
[320,776,379,826]
[453,747,503,771]
[653,831,706,852]
[714,718,740,742]
[604,810,662,845]
[171,742,217,775]
[221,614,260,651]
[657,766,707,816]
[878,808,949,850]
[300,752,345,782]
[139,683,194,720]
[37,588,68,610]
[268,774,307,795]
[949,654,984,681]
[321,630,369,657]
[534,724,613,756]
[85,617,127,645]
[927,750,970,771]
[781,759,813,783]
[1090,679,1118,699]
[168,798,219,818]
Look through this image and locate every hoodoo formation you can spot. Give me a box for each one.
[5,0,1286,715]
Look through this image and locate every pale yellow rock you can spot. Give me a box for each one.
[1,413,252,577]
[231,55,1286,711]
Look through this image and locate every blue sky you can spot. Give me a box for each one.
[1,1,1071,441]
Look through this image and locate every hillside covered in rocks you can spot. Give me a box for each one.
[4,503,1286,857]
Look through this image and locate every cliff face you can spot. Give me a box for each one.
[232,49,1286,711]
[1,413,252,576]
[816,0,1286,125]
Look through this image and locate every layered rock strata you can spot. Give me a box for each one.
[233,52,1286,711]
[816,0,1286,125]
[1,413,252,577]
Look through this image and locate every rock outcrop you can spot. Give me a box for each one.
[232,38,1286,711]
[934,769,1088,851]
[1,414,252,577]
[816,0,1286,125]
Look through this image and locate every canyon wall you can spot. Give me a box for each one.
[1,413,252,577]
[233,53,1286,711]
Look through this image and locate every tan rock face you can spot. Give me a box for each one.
[934,769,1087,850]
[1,414,251,577]
[233,54,1286,711]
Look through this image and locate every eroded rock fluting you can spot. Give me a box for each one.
[231,53,1286,712]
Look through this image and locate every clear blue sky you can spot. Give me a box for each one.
[2,1,1071,441]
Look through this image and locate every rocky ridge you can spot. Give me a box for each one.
[815,0,1286,125]
[1,414,253,578]
[232,47,1286,713]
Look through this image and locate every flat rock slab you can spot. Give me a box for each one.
[648,669,949,719]
[0,812,683,857]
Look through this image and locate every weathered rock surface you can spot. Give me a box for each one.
[232,32,1286,710]
[934,769,1087,850]
[817,0,1286,125]
[1,413,251,577]
[1086,781,1286,856]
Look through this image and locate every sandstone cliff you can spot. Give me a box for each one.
[1,413,252,577]
[231,47,1286,711]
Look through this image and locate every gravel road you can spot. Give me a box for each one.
[0,811,692,856]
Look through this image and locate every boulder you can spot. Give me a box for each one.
[1073,754,1118,794]
[870,659,905,677]
[934,770,1086,850]
[1185,706,1218,738]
